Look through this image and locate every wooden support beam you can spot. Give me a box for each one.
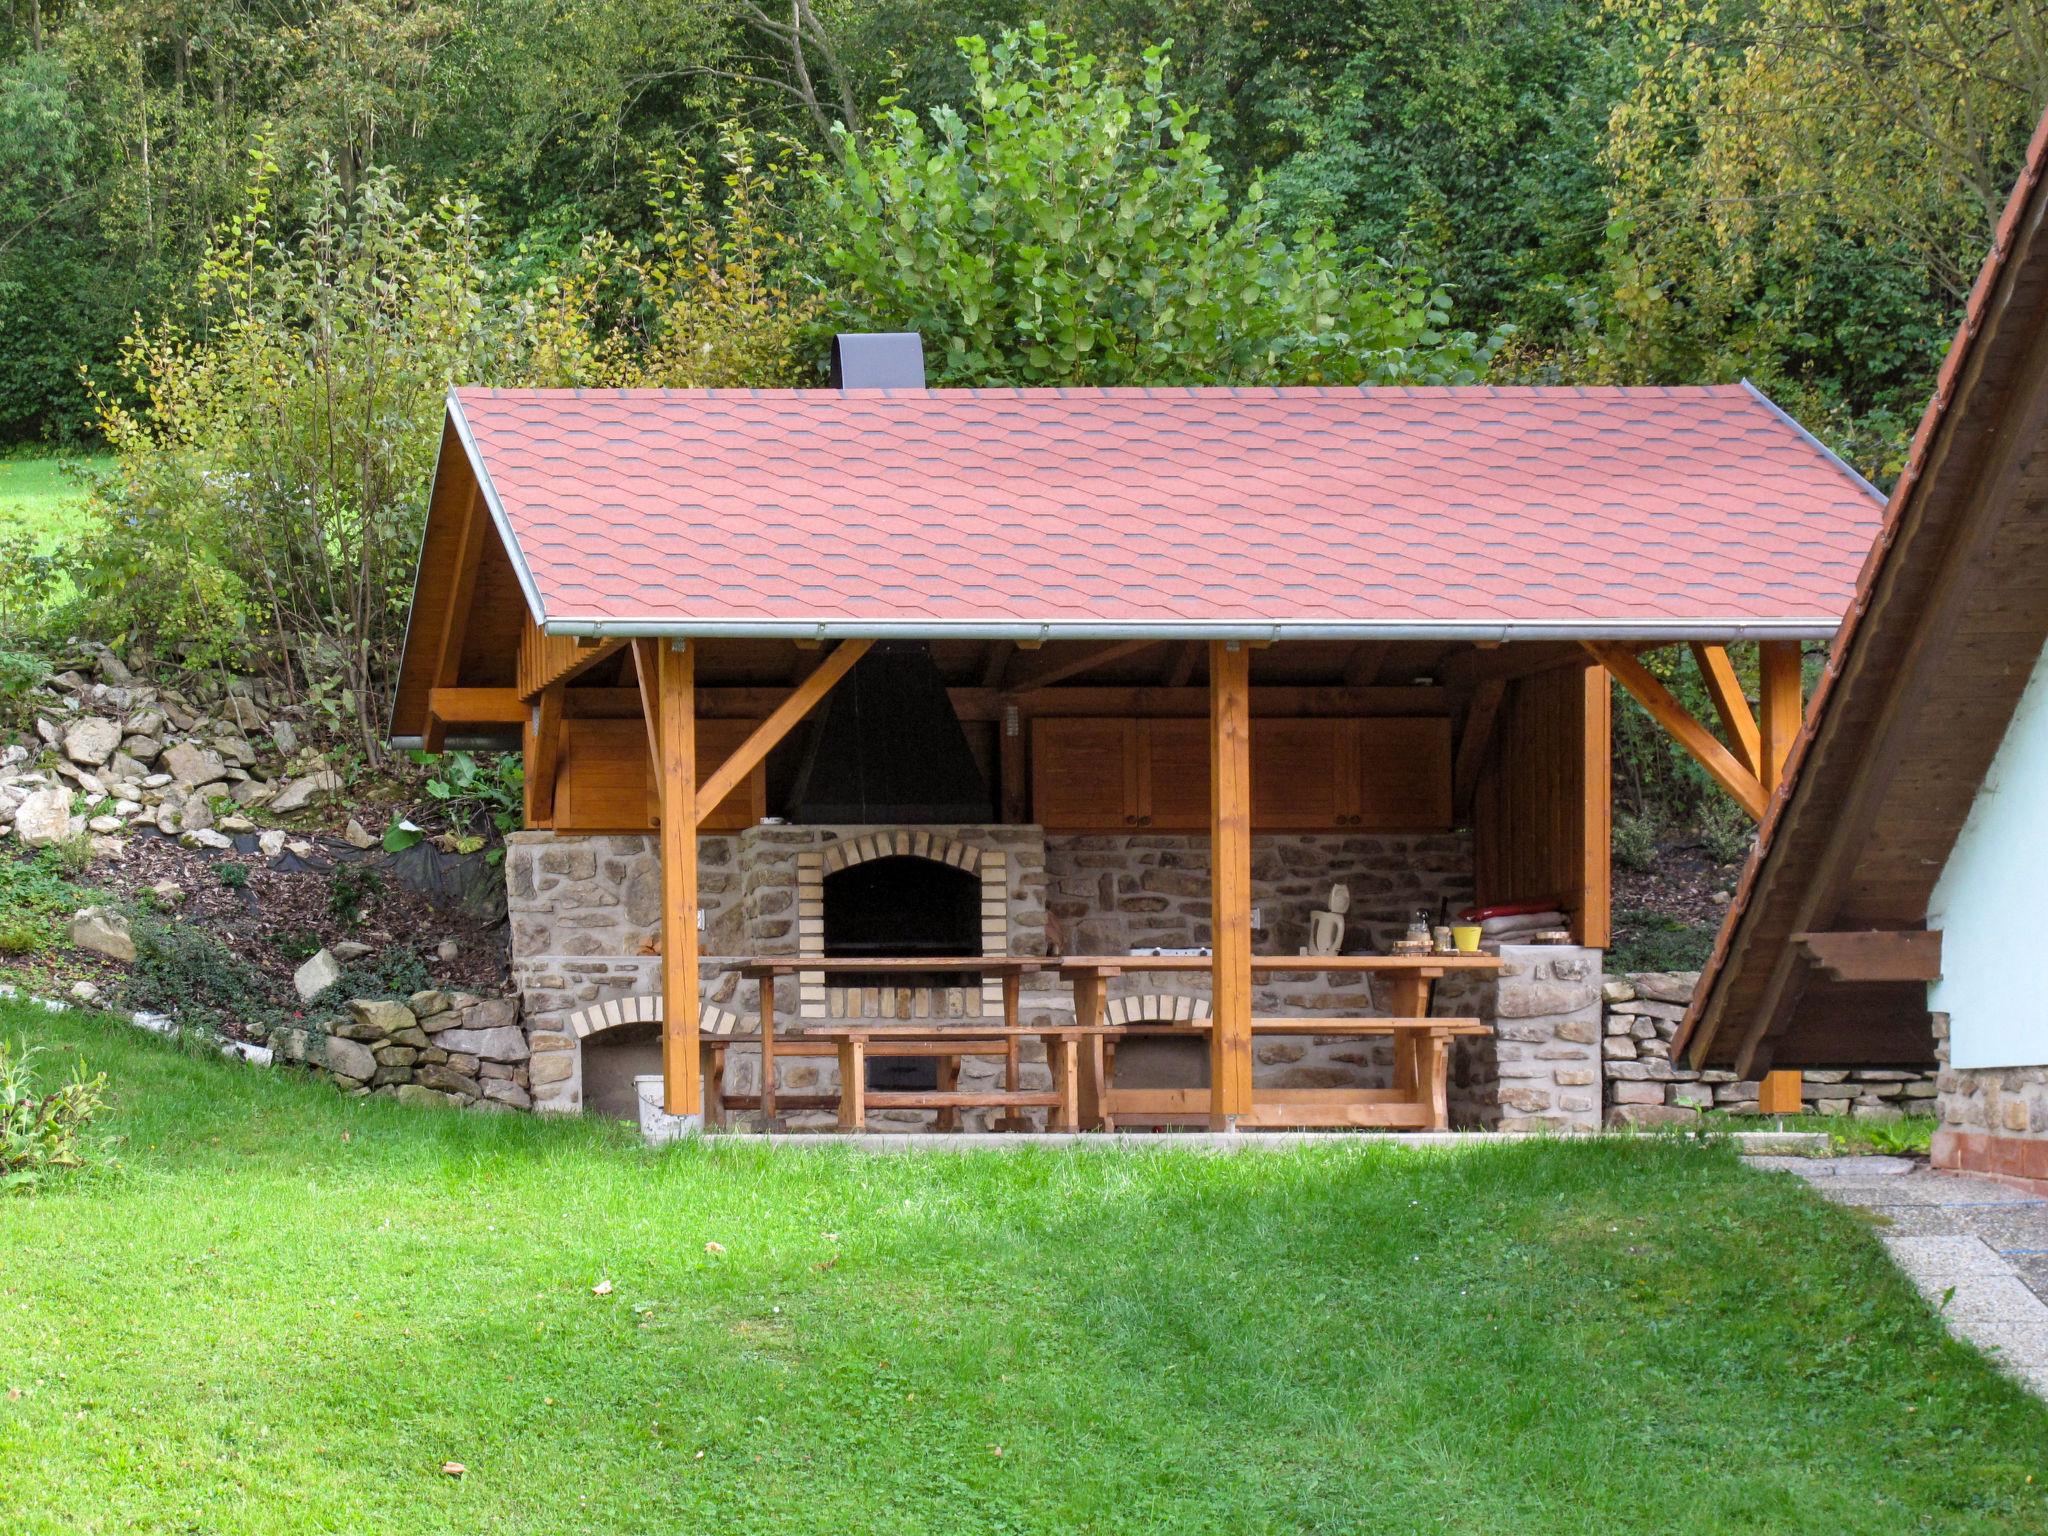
[1452,678,1506,817]
[631,639,664,783]
[980,640,1016,689]
[422,487,489,753]
[1794,929,1943,983]
[1583,643,1767,820]
[1208,640,1255,1129]
[1758,640,1804,796]
[1343,641,1391,688]
[1004,639,1162,693]
[657,641,701,1119]
[694,639,873,827]
[1689,643,1760,776]
[427,686,524,727]
[525,684,563,825]
[1166,641,1202,688]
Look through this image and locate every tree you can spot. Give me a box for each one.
[814,24,1501,387]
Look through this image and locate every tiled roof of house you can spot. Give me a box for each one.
[445,382,1883,639]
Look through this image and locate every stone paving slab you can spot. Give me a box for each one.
[1770,1156,2048,1401]
[1881,1236,2048,1400]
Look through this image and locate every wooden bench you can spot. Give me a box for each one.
[811,1025,1106,1132]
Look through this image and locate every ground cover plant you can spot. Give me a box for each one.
[1,1002,2044,1534]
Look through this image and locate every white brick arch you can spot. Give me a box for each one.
[1104,993,1213,1025]
[564,995,747,1040]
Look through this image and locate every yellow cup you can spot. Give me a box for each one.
[1450,924,1482,954]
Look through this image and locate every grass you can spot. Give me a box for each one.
[1716,1110,1938,1156]
[0,453,106,551]
[2,1003,2046,1534]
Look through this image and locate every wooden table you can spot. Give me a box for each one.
[724,957,1050,1126]
[809,1024,1106,1132]
[1058,954,1503,1131]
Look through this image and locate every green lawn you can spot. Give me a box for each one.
[0,452,106,550]
[2,1002,2044,1534]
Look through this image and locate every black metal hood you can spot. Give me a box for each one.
[787,642,992,823]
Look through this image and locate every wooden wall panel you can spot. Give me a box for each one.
[1032,716,1451,833]
[1472,663,1611,947]
[550,717,764,832]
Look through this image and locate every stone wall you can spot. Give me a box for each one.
[1600,972,1940,1125]
[1932,1013,2048,1191]
[269,991,530,1108]
[1479,945,1605,1131]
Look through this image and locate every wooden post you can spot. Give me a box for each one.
[658,641,702,1120]
[1208,641,1255,1129]
[1759,1069,1803,1115]
[1757,641,1804,796]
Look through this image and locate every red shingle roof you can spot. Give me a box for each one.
[446,383,1883,639]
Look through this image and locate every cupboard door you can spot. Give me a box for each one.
[1140,719,1209,829]
[1350,717,1452,830]
[1031,718,1139,829]
[1251,719,1345,829]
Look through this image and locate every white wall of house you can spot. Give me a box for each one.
[1929,637,2048,1068]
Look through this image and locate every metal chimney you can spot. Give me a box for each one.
[830,332,926,389]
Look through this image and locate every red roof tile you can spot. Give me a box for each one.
[446,383,1883,638]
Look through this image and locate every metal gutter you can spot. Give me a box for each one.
[539,616,1845,643]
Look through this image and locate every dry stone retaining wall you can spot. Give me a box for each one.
[1601,971,1939,1125]
[270,990,532,1109]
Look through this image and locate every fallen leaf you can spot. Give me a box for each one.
[590,1279,613,1297]
[704,1241,726,1257]
[815,1255,839,1272]
[441,1461,466,1478]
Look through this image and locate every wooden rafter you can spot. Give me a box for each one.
[1583,642,1767,820]
[694,639,874,826]
[1005,638,1163,693]
[1166,641,1202,688]
[518,629,627,702]
[1452,678,1507,816]
[1689,643,1760,776]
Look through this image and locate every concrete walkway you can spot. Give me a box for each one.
[1758,1155,2048,1399]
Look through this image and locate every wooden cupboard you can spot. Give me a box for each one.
[1030,716,1451,832]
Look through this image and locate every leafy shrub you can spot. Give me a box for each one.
[1607,909,1719,973]
[121,915,291,1036]
[388,750,523,860]
[0,1035,109,1192]
[328,945,433,1005]
[0,847,92,948]
[217,862,251,891]
[1697,798,1755,867]
[817,25,1502,389]
[1612,812,1659,874]
[79,148,587,757]
[325,865,381,925]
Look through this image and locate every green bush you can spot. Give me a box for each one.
[1612,811,1659,874]
[0,847,93,950]
[1607,908,1719,973]
[121,915,291,1036]
[817,25,1502,389]
[0,1034,109,1192]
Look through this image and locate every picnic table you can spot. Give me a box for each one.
[1059,954,1503,1130]
[710,957,1049,1127]
[807,1023,1107,1132]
